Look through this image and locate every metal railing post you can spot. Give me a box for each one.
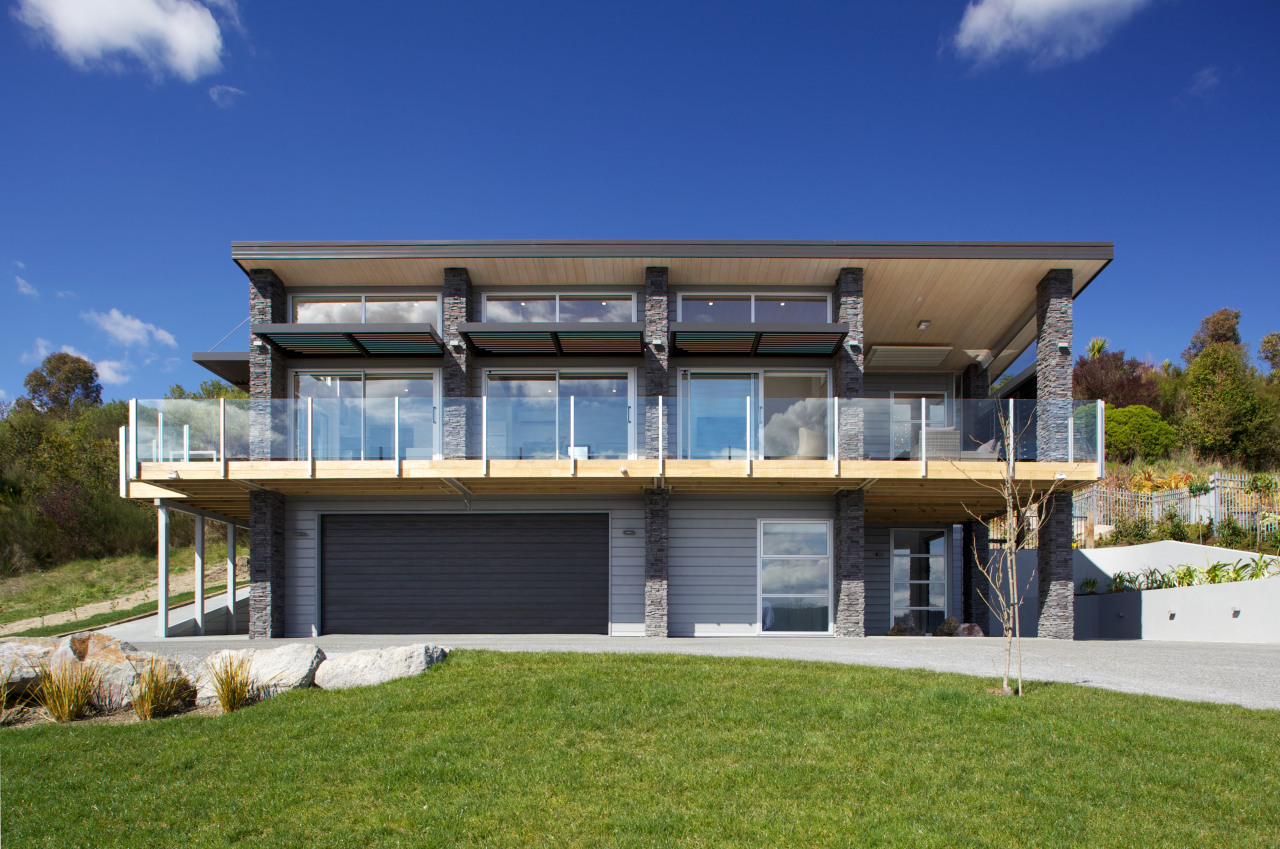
[118,425,128,497]
[1067,409,1074,463]
[394,396,402,477]
[481,396,488,473]
[219,398,227,478]
[183,424,190,463]
[307,397,314,478]
[157,410,165,462]
[128,399,138,477]
[1008,399,1016,477]
[832,396,839,476]
[745,396,753,476]
[658,396,665,476]
[1096,399,1105,479]
[919,397,928,478]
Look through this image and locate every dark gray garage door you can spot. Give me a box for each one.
[320,513,609,634]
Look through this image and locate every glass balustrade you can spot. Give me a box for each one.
[127,397,1101,465]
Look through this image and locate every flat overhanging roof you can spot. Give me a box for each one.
[231,240,1113,378]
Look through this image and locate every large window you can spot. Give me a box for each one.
[679,294,829,323]
[483,294,635,323]
[759,521,831,633]
[890,529,948,634]
[680,370,830,460]
[484,371,632,460]
[293,371,437,460]
[292,295,438,326]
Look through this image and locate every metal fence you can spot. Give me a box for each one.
[1072,472,1275,540]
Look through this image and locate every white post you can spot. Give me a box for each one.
[481,396,489,473]
[1008,398,1016,477]
[226,523,237,634]
[394,395,402,477]
[157,410,165,462]
[193,517,204,636]
[569,395,576,457]
[219,398,227,478]
[919,397,928,478]
[128,399,138,476]
[118,425,128,498]
[183,424,190,463]
[156,504,169,639]
[832,396,839,476]
[1096,399,1105,479]
[745,396,753,476]
[1067,410,1074,463]
[307,397,314,478]
[657,395,665,476]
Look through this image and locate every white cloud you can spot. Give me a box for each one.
[21,337,53,363]
[1187,65,1220,97]
[95,359,131,385]
[56,290,77,298]
[0,388,8,400]
[60,343,92,360]
[208,83,244,107]
[82,307,177,347]
[954,0,1153,68]
[16,275,38,297]
[13,261,25,269]
[15,0,225,81]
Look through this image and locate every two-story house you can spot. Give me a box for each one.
[121,240,1110,640]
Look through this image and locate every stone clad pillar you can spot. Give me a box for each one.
[834,267,865,460]
[644,487,670,637]
[1036,491,1074,639]
[1035,269,1073,461]
[961,520,991,632]
[643,267,669,459]
[834,490,866,637]
[442,267,473,459]
[247,268,287,639]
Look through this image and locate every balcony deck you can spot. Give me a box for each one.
[128,457,1098,524]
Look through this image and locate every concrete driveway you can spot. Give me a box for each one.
[121,632,1280,712]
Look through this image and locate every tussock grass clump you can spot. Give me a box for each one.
[205,654,261,714]
[31,660,101,723]
[130,657,196,721]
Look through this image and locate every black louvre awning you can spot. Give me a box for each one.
[251,323,445,357]
[458,322,645,356]
[670,322,848,356]
[192,351,250,389]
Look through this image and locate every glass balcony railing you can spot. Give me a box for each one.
[126,397,1102,467]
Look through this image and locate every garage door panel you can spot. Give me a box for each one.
[320,513,608,634]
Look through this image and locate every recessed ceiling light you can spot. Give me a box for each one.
[917,320,931,330]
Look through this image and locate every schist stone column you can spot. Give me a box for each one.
[442,267,473,459]
[961,520,991,633]
[247,269,287,639]
[644,487,670,637]
[643,267,669,459]
[1035,269,1073,462]
[1037,491,1075,639]
[833,489,866,637]
[834,267,865,460]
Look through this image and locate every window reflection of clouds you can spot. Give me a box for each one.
[761,558,830,594]
[762,522,829,556]
[761,398,829,458]
[558,297,632,322]
[294,300,362,323]
[486,298,555,322]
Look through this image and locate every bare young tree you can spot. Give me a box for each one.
[953,408,1066,696]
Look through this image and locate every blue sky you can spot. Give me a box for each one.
[2,0,1277,403]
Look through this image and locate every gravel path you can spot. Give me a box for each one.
[122,633,1280,711]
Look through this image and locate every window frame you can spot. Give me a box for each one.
[479,293,637,323]
[676,292,832,323]
[757,518,834,636]
[678,368,832,460]
[482,367,638,459]
[888,527,951,633]
[287,293,440,325]
[289,367,442,461]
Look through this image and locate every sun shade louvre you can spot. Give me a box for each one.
[866,346,954,368]
[670,323,848,356]
[251,323,444,357]
[458,322,644,356]
[192,351,250,389]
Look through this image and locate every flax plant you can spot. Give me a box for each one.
[205,654,261,714]
[31,659,101,723]
[130,657,196,721]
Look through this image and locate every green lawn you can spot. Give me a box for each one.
[4,580,251,638]
[4,651,1278,848]
[0,542,247,627]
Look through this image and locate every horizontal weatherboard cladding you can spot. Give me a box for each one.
[320,513,608,634]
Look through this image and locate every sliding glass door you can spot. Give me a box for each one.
[485,371,632,460]
[890,529,948,634]
[682,370,830,460]
[760,520,832,633]
[293,372,437,460]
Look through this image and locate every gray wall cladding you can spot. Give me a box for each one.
[668,496,834,637]
[283,495,646,638]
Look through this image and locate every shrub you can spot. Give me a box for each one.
[205,655,261,714]
[1102,515,1152,547]
[1105,405,1178,463]
[1213,515,1252,551]
[1155,510,1189,542]
[31,660,101,723]
[130,657,196,721]
[1182,344,1277,468]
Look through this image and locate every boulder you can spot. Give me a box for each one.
[313,644,448,690]
[0,633,163,709]
[955,623,986,637]
[196,643,325,702]
[932,617,960,637]
[0,636,61,697]
[887,621,919,636]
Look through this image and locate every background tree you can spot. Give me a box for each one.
[1182,308,1242,364]
[1182,343,1276,468]
[1072,350,1158,408]
[22,353,102,415]
[1260,332,1280,378]
[166,380,248,400]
